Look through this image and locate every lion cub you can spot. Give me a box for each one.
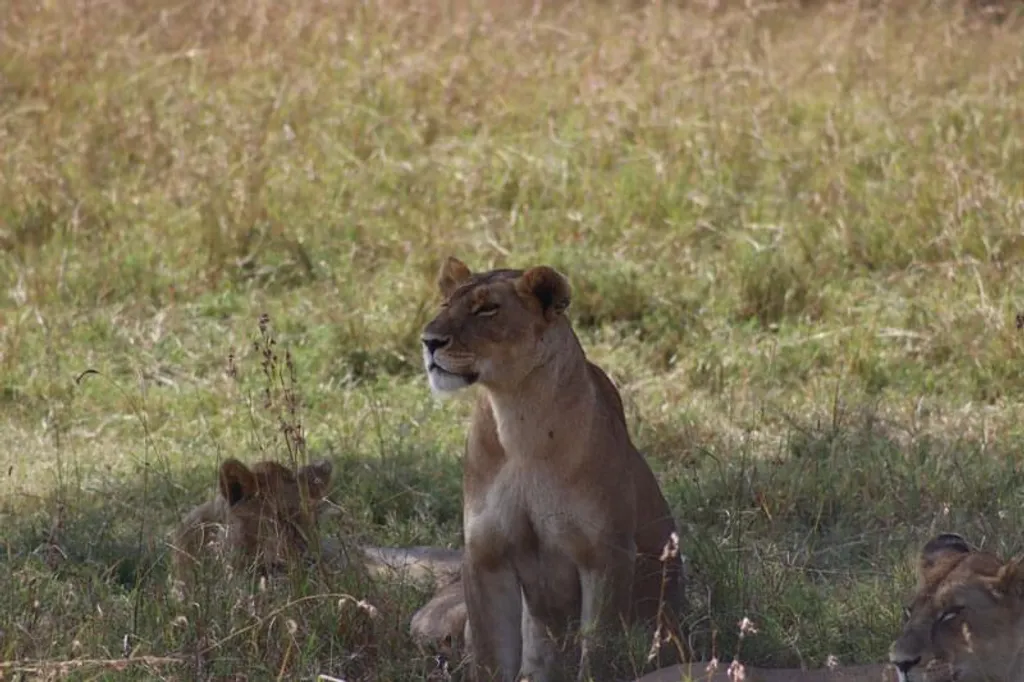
[170,458,462,599]
[420,257,687,682]
[169,458,334,596]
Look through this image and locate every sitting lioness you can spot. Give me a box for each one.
[889,532,1024,682]
[420,256,688,682]
[169,458,462,599]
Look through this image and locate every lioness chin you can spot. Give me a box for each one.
[890,532,1024,682]
[420,256,688,682]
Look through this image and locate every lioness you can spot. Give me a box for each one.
[170,458,462,599]
[420,256,687,682]
[889,532,1024,682]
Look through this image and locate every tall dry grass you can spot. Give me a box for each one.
[2,0,1024,678]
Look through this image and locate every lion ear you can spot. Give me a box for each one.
[219,459,259,507]
[438,257,473,298]
[918,532,972,580]
[517,266,571,320]
[299,459,333,499]
[995,557,1024,599]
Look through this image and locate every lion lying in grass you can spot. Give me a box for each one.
[168,457,462,601]
[632,532,1000,682]
[420,256,688,681]
[634,530,1017,682]
[889,532,1024,682]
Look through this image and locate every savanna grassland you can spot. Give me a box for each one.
[2,0,1024,679]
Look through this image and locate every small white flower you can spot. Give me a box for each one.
[338,596,379,619]
[659,532,680,562]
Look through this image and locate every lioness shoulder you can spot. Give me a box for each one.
[890,532,1024,682]
[420,256,687,681]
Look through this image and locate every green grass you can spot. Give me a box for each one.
[3,0,1024,678]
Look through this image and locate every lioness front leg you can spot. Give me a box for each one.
[576,543,636,682]
[519,592,559,682]
[464,557,523,682]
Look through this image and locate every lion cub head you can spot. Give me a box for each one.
[170,458,334,592]
[217,458,334,571]
[890,532,1024,682]
[420,256,573,395]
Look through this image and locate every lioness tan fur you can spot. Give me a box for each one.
[420,256,687,682]
[169,458,462,600]
[889,532,1024,682]
[410,579,470,648]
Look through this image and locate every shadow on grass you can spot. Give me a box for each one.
[0,444,464,681]
[4,400,1024,678]
[636,400,1024,668]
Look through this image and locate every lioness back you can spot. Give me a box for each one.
[890,532,1024,682]
[420,256,687,682]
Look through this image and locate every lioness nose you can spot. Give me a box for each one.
[421,333,452,354]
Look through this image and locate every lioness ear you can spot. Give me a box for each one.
[219,459,259,507]
[299,459,333,499]
[995,557,1024,599]
[517,266,571,320]
[438,257,473,299]
[919,532,972,579]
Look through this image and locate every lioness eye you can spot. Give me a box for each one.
[474,303,499,316]
[938,606,963,623]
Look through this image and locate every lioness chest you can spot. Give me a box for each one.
[465,459,590,622]
[466,399,619,541]
[465,421,632,617]
[467,457,608,546]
